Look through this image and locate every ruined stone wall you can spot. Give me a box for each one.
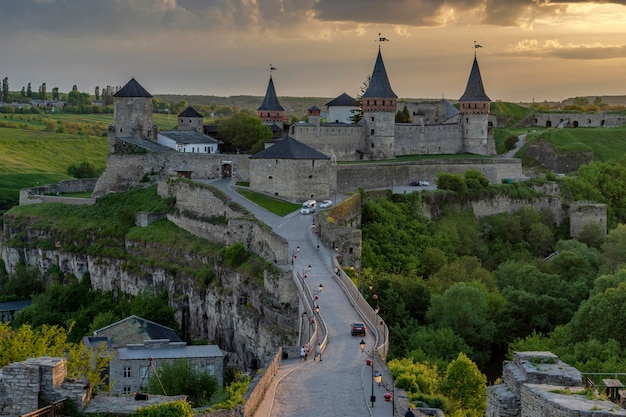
[469,195,566,225]
[20,178,98,205]
[524,139,594,174]
[569,201,607,238]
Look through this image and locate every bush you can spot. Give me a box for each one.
[146,359,218,406]
[223,242,250,268]
[132,400,192,417]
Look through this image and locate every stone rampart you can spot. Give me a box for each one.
[0,357,91,415]
[570,201,607,238]
[395,123,464,156]
[469,195,566,225]
[531,112,626,128]
[93,153,250,198]
[292,124,363,161]
[20,178,98,205]
[486,352,626,417]
[336,159,522,193]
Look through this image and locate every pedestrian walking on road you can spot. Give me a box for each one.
[314,343,322,361]
[300,346,306,362]
[304,344,309,360]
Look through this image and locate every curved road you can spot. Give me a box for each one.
[204,179,394,417]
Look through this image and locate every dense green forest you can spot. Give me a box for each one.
[354,157,626,415]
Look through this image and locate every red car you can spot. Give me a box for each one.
[351,322,366,336]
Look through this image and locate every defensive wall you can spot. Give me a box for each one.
[487,351,626,417]
[291,123,364,161]
[158,178,289,264]
[93,153,251,198]
[335,158,522,194]
[570,201,608,238]
[19,178,98,206]
[532,112,626,128]
[395,123,464,156]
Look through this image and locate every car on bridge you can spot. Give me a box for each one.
[351,322,366,336]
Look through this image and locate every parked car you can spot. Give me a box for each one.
[409,180,430,186]
[320,199,333,208]
[351,322,366,336]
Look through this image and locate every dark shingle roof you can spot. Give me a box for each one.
[93,315,183,346]
[308,105,321,111]
[250,136,330,160]
[114,78,153,98]
[178,106,203,118]
[159,130,218,145]
[257,76,284,111]
[362,50,397,99]
[325,93,358,107]
[441,99,460,118]
[459,56,490,102]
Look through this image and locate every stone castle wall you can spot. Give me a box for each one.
[335,159,522,193]
[292,124,364,161]
[570,201,607,238]
[93,153,250,197]
[532,112,626,128]
[395,123,464,155]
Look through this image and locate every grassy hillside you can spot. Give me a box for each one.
[519,127,626,162]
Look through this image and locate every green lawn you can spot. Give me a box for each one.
[235,189,301,216]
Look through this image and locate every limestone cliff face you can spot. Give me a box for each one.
[0,220,298,371]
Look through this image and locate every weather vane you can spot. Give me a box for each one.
[269,64,277,73]
[474,40,483,56]
[377,33,390,49]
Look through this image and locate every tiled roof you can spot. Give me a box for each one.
[362,50,397,99]
[118,344,223,360]
[178,106,203,118]
[459,56,490,102]
[114,78,153,98]
[257,76,284,111]
[93,315,183,347]
[441,99,460,118]
[117,137,173,152]
[325,93,358,107]
[250,136,330,160]
[159,130,218,144]
[308,105,321,111]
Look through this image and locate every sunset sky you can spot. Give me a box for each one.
[2,0,626,104]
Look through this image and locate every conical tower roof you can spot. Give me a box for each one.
[257,76,284,111]
[362,50,397,99]
[114,78,152,98]
[459,56,490,102]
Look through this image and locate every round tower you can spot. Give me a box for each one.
[362,49,397,160]
[257,74,285,130]
[110,78,154,153]
[459,54,494,155]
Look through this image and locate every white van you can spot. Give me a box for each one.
[301,199,317,215]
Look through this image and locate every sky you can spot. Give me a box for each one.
[2,0,626,104]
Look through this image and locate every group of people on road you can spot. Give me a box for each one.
[300,343,322,361]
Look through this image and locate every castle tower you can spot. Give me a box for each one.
[109,78,154,153]
[257,75,285,130]
[362,49,397,160]
[459,55,495,155]
[177,106,203,132]
[307,105,321,128]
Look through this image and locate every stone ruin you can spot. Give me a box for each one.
[0,356,90,416]
[487,351,626,417]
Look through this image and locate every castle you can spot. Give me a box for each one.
[258,48,496,161]
[100,48,520,203]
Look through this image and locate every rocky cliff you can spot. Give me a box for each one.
[0,215,299,371]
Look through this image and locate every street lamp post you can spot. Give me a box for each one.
[359,339,377,407]
[302,311,308,345]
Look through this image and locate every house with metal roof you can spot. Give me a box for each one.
[157,106,220,154]
[325,93,359,124]
[86,316,224,395]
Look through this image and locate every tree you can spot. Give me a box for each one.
[464,169,489,190]
[146,358,218,406]
[2,77,8,102]
[441,352,486,417]
[94,86,100,100]
[217,113,272,153]
[52,87,59,100]
[27,82,32,98]
[39,82,47,100]
[395,104,411,123]
[350,75,370,123]
[21,86,25,98]
[436,172,468,195]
